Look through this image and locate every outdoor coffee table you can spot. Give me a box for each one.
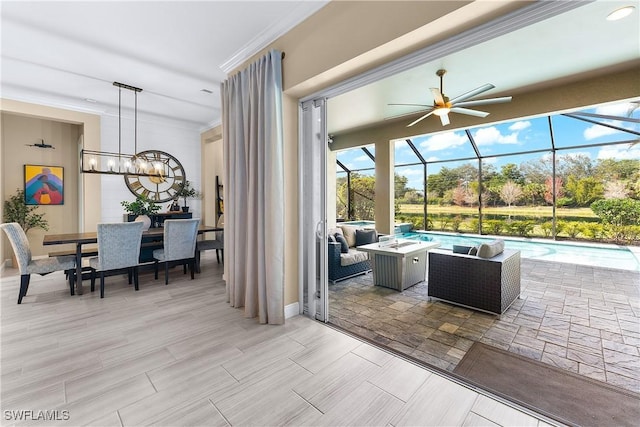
[357,239,440,291]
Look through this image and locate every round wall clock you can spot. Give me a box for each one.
[124,150,186,203]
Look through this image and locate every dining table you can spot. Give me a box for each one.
[43,224,222,295]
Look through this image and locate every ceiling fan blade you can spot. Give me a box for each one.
[453,96,512,108]
[385,108,433,121]
[387,103,432,107]
[440,113,450,126]
[449,83,495,104]
[407,110,435,127]
[450,107,490,118]
[431,88,445,106]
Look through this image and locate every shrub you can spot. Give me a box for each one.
[451,215,463,232]
[506,220,534,237]
[591,198,640,227]
[540,221,553,237]
[484,219,503,235]
[562,221,584,238]
[582,223,608,240]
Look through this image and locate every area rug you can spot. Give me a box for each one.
[454,342,640,427]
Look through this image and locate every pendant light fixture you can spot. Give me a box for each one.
[80,82,165,178]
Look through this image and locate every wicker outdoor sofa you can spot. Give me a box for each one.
[427,244,521,316]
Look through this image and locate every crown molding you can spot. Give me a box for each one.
[219,1,328,74]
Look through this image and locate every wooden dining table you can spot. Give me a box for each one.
[43,225,221,295]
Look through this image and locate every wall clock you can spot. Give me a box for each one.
[124,150,186,203]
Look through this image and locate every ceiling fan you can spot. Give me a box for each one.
[388,69,512,127]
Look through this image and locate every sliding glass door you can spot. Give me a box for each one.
[298,98,328,321]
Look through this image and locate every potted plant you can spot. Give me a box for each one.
[176,181,201,213]
[3,188,49,233]
[3,188,49,268]
[121,195,160,230]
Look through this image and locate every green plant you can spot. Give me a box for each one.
[121,195,160,216]
[3,188,49,233]
[176,180,201,207]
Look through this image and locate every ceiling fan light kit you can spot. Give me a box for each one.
[389,68,512,127]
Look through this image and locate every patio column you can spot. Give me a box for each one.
[327,149,337,228]
[375,139,394,234]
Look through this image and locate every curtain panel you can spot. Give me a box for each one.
[221,49,285,324]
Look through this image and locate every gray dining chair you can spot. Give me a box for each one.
[89,221,144,298]
[153,219,200,285]
[195,214,224,272]
[1,222,76,304]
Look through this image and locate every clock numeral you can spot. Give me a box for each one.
[141,189,150,198]
[129,180,143,190]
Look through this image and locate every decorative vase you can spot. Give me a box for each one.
[135,214,152,231]
[182,206,189,213]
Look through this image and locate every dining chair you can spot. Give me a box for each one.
[1,222,76,304]
[195,214,224,272]
[89,221,144,298]
[153,219,200,285]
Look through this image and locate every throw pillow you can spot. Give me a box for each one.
[453,245,473,254]
[339,225,357,248]
[468,246,479,256]
[328,234,336,243]
[355,229,377,246]
[334,234,349,253]
[477,239,505,258]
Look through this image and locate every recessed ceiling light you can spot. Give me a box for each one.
[200,89,213,94]
[606,5,635,21]
[83,98,97,103]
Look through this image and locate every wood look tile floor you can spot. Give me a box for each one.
[1,253,556,426]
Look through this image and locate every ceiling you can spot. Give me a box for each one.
[0,0,328,130]
[1,1,638,136]
[327,0,640,135]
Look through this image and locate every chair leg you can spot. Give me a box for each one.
[183,263,187,274]
[216,249,220,264]
[190,259,195,280]
[165,262,169,285]
[100,272,105,298]
[68,270,75,296]
[128,268,133,285]
[195,250,201,273]
[18,274,30,304]
[90,269,96,292]
[221,249,224,264]
[133,266,139,291]
[154,261,159,280]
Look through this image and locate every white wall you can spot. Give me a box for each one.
[99,114,202,223]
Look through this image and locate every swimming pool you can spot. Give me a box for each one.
[396,231,640,271]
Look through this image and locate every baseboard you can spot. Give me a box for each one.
[285,302,300,319]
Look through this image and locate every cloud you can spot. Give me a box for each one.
[596,143,640,160]
[583,120,634,140]
[426,156,439,162]
[397,168,423,176]
[419,132,468,151]
[472,126,520,146]
[353,155,372,163]
[509,121,531,131]
[594,102,636,117]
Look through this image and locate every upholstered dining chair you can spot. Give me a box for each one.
[1,222,76,304]
[195,214,224,273]
[153,218,200,285]
[89,221,144,298]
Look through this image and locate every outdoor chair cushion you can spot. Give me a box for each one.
[477,239,505,258]
[340,249,368,266]
[335,234,349,253]
[355,229,377,246]
[339,225,358,247]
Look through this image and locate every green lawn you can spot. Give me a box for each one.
[398,204,597,218]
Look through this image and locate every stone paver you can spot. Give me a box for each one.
[329,258,640,393]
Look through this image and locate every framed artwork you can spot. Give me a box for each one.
[24,165,64,205]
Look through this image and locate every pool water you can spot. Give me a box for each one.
[396,231,640,271]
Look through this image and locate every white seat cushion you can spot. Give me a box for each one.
[340,249,368,266]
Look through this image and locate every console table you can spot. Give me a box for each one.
[357,239,440,291]
[125,212,192,228]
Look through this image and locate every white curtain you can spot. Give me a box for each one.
[220,50,284,324]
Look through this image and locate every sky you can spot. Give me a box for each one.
[335,101,640,191]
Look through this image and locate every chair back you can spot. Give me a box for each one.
[216,214,224,242]
[0,223,32,272]
[162,219,200,261]
[96,222,144,270]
